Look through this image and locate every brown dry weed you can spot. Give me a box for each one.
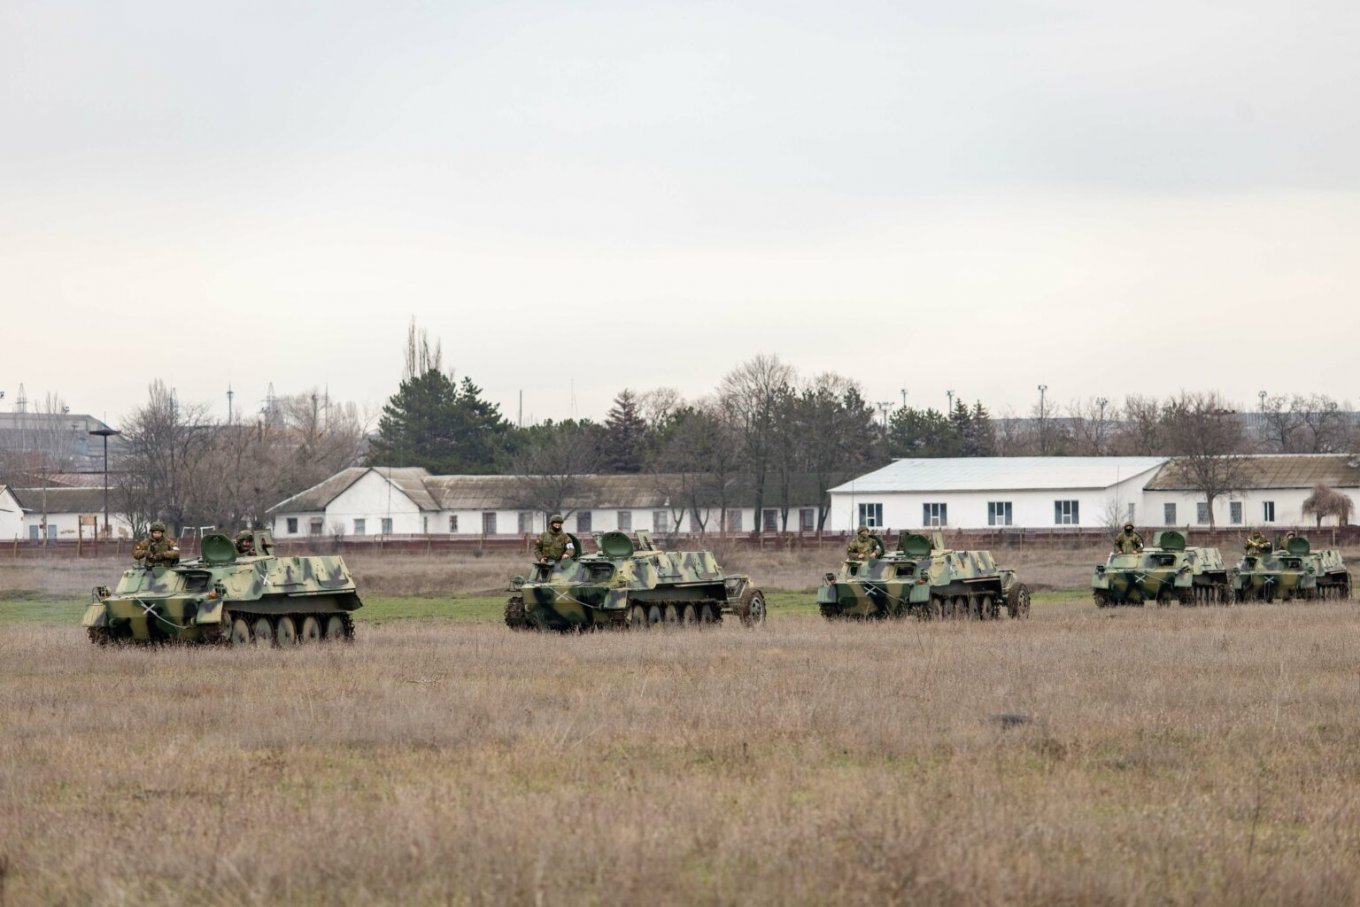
[4,603,1360,905]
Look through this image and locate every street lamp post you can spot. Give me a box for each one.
[946,389,955,412]
[89,428,120,543]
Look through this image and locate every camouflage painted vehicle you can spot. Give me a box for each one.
[1091,530,1229,607]
[816,531,1030,621]
[1232,535,1352,602]
[82,531,362,644]
[505,530,765,631]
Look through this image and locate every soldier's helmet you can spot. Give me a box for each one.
[1123,522,1134,531]
[149,520,166,533]
[549,513,564,525]
[857,523,869,534]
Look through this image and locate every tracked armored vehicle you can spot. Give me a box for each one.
[1232,535,1352,602]
[817,531,1030,621]
[1091,530,1229,607]
[82,531,362,644]
[505,529,765,631]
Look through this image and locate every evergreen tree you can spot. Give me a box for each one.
[602,389,649,473]
[369,371,510,473]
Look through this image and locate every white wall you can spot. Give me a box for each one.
[324,470,423,535]
[0,489,23,540]
[1143,488,1360,530]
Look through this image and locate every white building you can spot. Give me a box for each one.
[0,486,22,539]
[1143,454,1360,529]
[266,467,824,539]
[827,458,1168,531]
[6,486,133,541]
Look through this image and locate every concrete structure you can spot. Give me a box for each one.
[1143,454,1360,528]
[828,458,1167,532]
[0,412,122,473]
[266,467,824,539]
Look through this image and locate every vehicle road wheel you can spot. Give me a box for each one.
[663,604,680,626]
[739,589,766,627]
[251,616,275,646]
[929,596,944,620]
[647,604,663,626]
[324,615,348,640]
[628,605,646,629]
[228,615,251,646]
[1007,584,1031,620]
[681,604,698,625]
[299,616,322,643]
[979,594,996,620]
[699,604,716,625]
[276,616,298,645]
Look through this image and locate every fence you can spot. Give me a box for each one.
[5,525,1357,560]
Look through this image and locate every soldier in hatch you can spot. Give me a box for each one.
[1112,522,1144,554]
[133,521,180,567]
[235,530,257,556]
[1244,528,1270,556]
[846,524,880,561]
[534,513,577,563]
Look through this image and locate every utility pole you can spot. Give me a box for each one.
[899,388,907,408]
[89,427,120,543]
[946,389,955,412]
[877,401,894,429]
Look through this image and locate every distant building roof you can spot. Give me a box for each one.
[1146,454,1360,491]
[268,468,826,515]
[9,486,112,514]
[830,457,1169,494]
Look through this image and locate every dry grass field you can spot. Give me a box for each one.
[3,604,1360,905]
[3,544,1360,905]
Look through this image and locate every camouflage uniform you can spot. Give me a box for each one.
[133,522,180,567]
[1244,529,1270,556]
[535,514,577,562]
[1112,524,1144,554]
[235,530,256,556]
[846,525,879,561]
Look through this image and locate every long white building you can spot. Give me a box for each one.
[828,458,1166,531]
[828,455,1360,532]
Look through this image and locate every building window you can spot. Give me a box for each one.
[286,517,298,534]
[617,511,632,532]
[653,510,671,532]
[28,525,39,541]
[1196,503,1209,525]
[725,509,743,531]
[762,509,779,531]
[922,503,947,527]
[1263,501,1275,523]
[518,512,533,534]
[987,501,1012,527]
[576,511,592,534]
[800,508,816,531]
[1230,501,1243,525]
[448,515,458,533]
[381,517,393,535]
[859,503,884,528]
[353,518,366,535]
[1164,503,1177,525]
[1054,500,1079,525]
[481,512,497,534]
[309,518,323,536]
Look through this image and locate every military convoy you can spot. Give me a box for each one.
[1092,530,1230,607]
[82,530,362,644]
[817,531,1030,621]
[505,529,765,631]
[1232,534,1351,602]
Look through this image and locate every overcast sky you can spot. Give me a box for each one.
[2,0,1357,428]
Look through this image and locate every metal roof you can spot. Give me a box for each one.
[1146,454,1360,491]
[829,457,1169,493]
[9,486,113,514]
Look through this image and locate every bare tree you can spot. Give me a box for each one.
[1069,397,1120,456]
[1159,392,1249,530]
[510,422,603,517]
[1111,394,1164,455]
[116,381,212,534]
[1302,484,1353,527]
[651,404,743,535]
[717,355,796,524]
